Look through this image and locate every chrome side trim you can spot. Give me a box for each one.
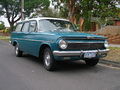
[12,38,53,43]
[53,49,109,57]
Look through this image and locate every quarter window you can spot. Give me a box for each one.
[22,22,29,32]
[15,23,23,32]
[29,21,37,32]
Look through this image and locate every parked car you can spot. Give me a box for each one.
[10,17,109,71]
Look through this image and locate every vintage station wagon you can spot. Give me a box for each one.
[10,17,109,71]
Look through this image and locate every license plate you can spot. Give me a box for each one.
[84,52,96,58]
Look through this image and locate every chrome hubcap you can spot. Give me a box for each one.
[44,52,51,66]
[15,47,18,55]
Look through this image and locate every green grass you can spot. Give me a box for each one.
[108,47,120,50]
[0,36,10,41]
[103,47,120,62]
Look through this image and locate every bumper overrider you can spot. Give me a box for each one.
[53,49,109,58]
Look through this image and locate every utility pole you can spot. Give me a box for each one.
[21,0,24,20]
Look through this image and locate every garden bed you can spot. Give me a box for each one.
[103,47,120,62]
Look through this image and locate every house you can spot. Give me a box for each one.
[113,19,120,26]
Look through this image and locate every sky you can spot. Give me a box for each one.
[0,16,10,27]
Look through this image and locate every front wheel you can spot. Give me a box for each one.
[85,58,99,66]
[15,44,23,57]
[43,47,56,71]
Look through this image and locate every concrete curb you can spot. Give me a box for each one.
[99,59,120,68]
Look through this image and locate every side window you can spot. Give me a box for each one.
[15,23,23,32]
[29,21,37,32]
[22,22,29,32]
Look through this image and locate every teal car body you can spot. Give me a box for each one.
[10,17,109,61]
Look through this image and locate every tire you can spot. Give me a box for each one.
[15,44,23,57]
[85,58,99,66]
[43,47,56,71]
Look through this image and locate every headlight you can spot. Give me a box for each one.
[104,40,109,48]
[59,40,68,49]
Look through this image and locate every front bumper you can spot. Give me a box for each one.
[53,49,109,57]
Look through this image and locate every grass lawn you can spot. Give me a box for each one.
[103,47,120,62]
[0,36,10,41]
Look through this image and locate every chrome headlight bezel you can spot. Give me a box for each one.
[104,40,109,48]
[59,40,68,49]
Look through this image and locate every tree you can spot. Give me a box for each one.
[52,0,119,31]
[0,21,5,30]
[0,0,21,31]
[0,0,50,31]
[31,8,60,18]
[24,0,50,17]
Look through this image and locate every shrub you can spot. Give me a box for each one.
[0,22,5,30]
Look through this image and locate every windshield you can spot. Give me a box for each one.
[39,19,77,32]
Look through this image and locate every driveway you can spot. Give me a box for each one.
[0,40,120,90]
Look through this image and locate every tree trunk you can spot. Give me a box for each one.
[9,22,14,32]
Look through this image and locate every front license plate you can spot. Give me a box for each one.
[84,52,96,58]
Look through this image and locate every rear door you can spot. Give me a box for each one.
[24,20,40,56]
[20,21,30,52]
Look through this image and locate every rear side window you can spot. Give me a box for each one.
[22,22,29,32]
[29,21,37,32]
[15,23,23,32]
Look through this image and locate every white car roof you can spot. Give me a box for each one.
[18,17,69,23]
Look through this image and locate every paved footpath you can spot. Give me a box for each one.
[109,44,120,47]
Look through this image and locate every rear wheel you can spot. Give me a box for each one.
[85,58,99,66]
[15,44,23,57]
[43,47,56,71]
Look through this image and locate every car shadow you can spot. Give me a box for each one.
[21,54,43,64]
[21,54,100,72]
[55,61,97,72]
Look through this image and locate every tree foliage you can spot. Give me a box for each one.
[0,0,50,31]
[52,0,119,31]
[0,0,21,31]
[0,21,5,30]
[24,0,50,17]
[31,8,60,18]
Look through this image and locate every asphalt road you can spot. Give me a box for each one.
[0,40,120,90]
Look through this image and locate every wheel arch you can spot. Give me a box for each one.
[39,44,51,59]
[12,40,19,46]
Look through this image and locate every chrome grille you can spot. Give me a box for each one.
[67,43,105,50]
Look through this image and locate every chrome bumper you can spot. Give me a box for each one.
[9,40,12,44]
[53,49,109,57]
